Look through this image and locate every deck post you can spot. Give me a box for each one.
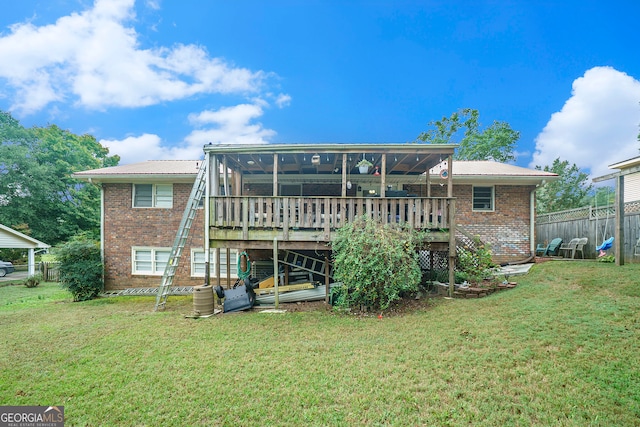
[204,152,212,287]
[325,253,330,304]
[446,155,453,198]
[448,199,456,297]
[615,174,624,266]
[273,237,279,308]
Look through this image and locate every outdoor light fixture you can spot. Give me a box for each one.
[311,154,321,165]
[247,160,255,165]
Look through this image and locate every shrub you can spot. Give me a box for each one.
[57,238,103,301]
[598,254,615,263]
[457,237,497,283]
[332,216,427,311]
[23,273,43,288]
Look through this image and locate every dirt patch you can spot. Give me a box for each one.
[251,294,437,317]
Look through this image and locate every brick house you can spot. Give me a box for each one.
[74,143,557,290]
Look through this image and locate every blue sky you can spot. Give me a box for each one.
[1,0,639,179]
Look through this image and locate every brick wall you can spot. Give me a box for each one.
[102,183,207,290]
[406,183,535,264]
[104,181,535,289]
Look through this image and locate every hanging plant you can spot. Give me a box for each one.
[356,158,373,173]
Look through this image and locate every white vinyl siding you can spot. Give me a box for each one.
[625,173,640,203]
[191,249,238,278]
[472,186,494,212]
[132,247,171,275]
[133,184,173,208]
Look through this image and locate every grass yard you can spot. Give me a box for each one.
[1,261,639,426]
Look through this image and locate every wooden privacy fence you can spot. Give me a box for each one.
[535,202,640,262]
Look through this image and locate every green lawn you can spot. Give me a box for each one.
[1,262,639,426]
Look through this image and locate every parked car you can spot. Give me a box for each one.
[0,260,15,277]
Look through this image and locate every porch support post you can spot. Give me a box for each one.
[447,154,455,296]
[341,154,347,197]
[380,154,386,197]
[222,155,229,196]
[27,248,35,276]
[273,153,279,196]
[446,155,453,198]
[615,174,624,266]
[448,199,457,297]
[234,168,242,196]
[205,153,215,287]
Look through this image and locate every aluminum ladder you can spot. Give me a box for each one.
[154,160,207,311]
[280,250,334,279]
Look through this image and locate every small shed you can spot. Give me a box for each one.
[0,224,50,276]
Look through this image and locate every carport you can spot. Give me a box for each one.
[0,224,50,276]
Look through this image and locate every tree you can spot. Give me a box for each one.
[416,109,519,163]
[535,158,592,214]
[585,186,615,207]
[0,111,119,246]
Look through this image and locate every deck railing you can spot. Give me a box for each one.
[211,196,452,231]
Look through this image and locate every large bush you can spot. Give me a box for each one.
[332,216,427,311]
[57,238,103,301]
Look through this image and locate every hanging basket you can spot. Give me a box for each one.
[359,165,370,174]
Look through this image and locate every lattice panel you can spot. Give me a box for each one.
[537,201,640,224]
[419,250,450,271]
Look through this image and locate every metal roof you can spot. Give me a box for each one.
[75,158,556,185]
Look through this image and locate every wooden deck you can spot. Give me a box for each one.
[209,196,453,249]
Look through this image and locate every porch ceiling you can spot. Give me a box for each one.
[203,143,456,176]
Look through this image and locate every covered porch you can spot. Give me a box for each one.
[202,143,459,297]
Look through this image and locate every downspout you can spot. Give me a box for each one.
[98,180,105,286]
[530,186,536,256]
[504,185,538,265]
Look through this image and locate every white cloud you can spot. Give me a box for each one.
[530,66,640,179]
[0,0,264,113]
[102,101,275,164]
[275,93,292,108]
[185,102,276,146]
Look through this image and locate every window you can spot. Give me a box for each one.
[191,248,238,278]
[132,248,171,275]
[133,184,173,208]
[472,186,494,211]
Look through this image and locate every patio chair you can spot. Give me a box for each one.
[535,237,563,257]
[559,238,579,258]
[574,238,588,259]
